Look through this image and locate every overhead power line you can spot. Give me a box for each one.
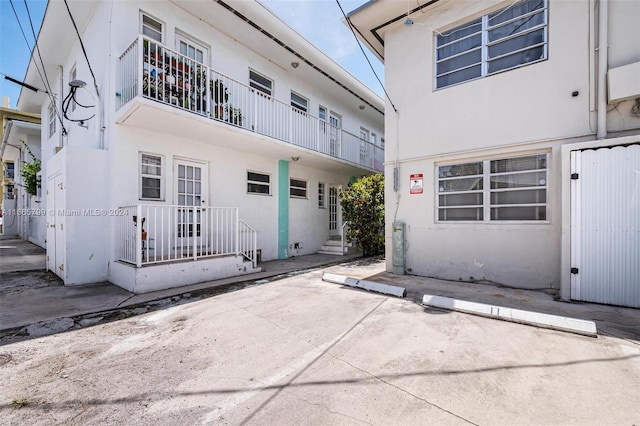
[63,0,100,98]
[335,0,398,113]
[8,0,67,135]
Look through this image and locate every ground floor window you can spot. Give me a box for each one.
[437,153,547,222]
[318,182,326,208]
[140,153,164,200]
[247,171,270,195]
[290,178,307,198]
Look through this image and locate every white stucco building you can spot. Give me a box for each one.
[17,0,384,292]
[349,0,639,307]
[0,104,44,247]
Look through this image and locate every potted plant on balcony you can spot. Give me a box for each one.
[210,79,229,119]
[229,106,243,126]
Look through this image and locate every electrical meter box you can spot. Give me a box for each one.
[391,222,405,275]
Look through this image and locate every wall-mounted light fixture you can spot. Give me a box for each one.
[359,105,365,110]
[291,156,300,162]
[291,62,299,69]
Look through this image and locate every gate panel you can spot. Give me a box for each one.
[571,144,640,308]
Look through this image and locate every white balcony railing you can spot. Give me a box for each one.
[118,35,384,172]
[116,205,257,268]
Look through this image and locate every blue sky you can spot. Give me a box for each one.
[0,0,383,110]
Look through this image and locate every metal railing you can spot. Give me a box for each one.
[116,204,257,268]
[118,35,384,172]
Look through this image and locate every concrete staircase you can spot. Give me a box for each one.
[318,236,353,256]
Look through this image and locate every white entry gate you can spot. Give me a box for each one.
[570,144,640,308]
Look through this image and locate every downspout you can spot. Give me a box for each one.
[58,65,65,148]
[596,0,608,139]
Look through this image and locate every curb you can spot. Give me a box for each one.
[422,294,597,337]
[322,273,406,298]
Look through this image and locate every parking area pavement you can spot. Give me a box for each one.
[1,268,638,425]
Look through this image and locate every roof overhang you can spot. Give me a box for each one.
[17,1,100,113]
[18,0,384,121]
[347,0,443,62]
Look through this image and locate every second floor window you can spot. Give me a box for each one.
[142,14,162,42]
[435,0,547,89]
[4,162,15,179]
[249,70,272,96]
[290,92,308,113]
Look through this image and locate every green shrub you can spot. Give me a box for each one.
[339,173,384,256]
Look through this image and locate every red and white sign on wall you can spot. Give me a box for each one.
[410,173,423,194]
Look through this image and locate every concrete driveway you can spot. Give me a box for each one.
[1,268,638,425]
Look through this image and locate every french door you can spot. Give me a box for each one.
[175,159,207,249]
[328,186,341,237]
[329,113,341,157]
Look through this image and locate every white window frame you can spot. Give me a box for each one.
[319,106,327,133]
[4,162,15,179]
[318,182,326,208]
[48,102,56,138]
[435,0,548,89]
[289,178,308,199]
[249,70,273,97]
[139,153,165,200]
[6,184,15,200]
[247,171,271,195]
[141,12,163,42]
[176,31,208,65]
[436,153,548,223]
[290,91,308,113]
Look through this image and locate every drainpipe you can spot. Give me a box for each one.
[596,0,608,139]
[58,65,65,148]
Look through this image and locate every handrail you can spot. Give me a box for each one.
[118,35,384,172]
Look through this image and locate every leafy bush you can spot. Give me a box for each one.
[20,141,41,196]
[339,173,384,256]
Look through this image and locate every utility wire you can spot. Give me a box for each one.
[335,0,398,113]
[8,0,66,134]
[23,0,54,96]
[63,0,100,97]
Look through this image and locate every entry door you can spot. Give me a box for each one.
[359,128,370,165]
[328,186,341,237]
[571,145,640,308]
[329,113,341,157]
[175,160,207,249]
[46,174,65,279]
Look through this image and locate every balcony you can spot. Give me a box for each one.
[117,36,383,172]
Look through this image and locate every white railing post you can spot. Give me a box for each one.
[137,35,143,98]
[235,208,240,257]
[252,226,257,268]
[135,204,142,267]
[193,207,198,261]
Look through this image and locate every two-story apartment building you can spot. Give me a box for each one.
[17,0,384,293]
[349,0,639,307]
[0,102,43,244]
